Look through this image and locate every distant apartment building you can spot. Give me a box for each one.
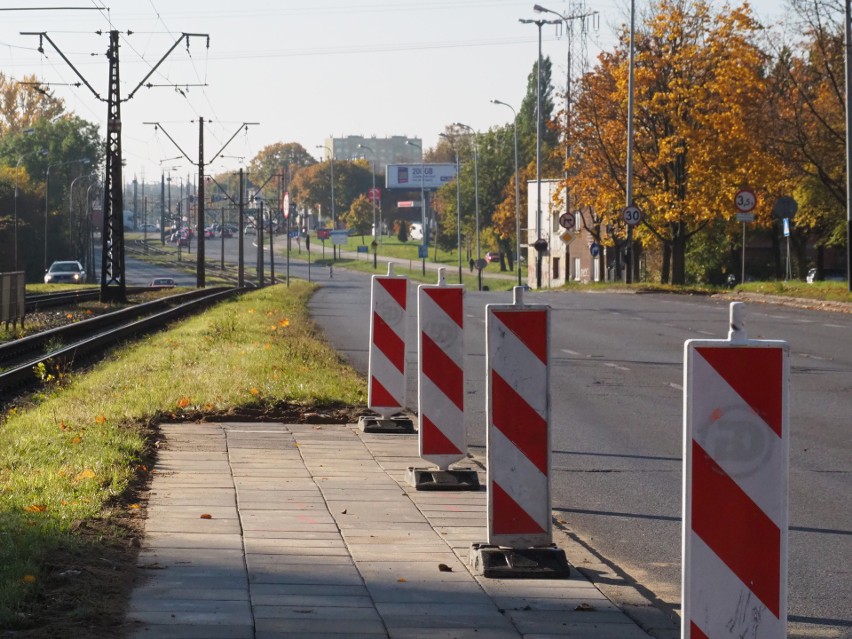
[320,135,422,171]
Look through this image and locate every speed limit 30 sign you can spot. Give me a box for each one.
[623,205,642,226]
[735,189,756,213]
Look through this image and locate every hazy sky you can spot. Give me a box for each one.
[2,0,788,183]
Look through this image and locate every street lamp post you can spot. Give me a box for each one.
[315,144,336,259]
[454,122,481,290]
[252,192,265,286]
[69,172,96,261]
[491,99,523,286]
[439,132,463,284]
[534,3,598,218]
[45,158,91,272]
[85,182,100,281]
[357,143,379,269]
[405,140,427,275]
[625,0,637,283]
[520,17,559,289]
[15,145,48,271]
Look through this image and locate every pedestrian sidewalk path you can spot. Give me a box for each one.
[125,422,655,638]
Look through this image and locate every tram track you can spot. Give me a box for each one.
[1,286,242,400]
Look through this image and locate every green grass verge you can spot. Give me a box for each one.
[338,234,465,266]
[0,281,365,627]
[315,255,519,291]
[737,279,852,303]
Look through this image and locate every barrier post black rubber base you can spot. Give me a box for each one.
[357,414,415,433]
[405,467,481,491]
[469,543,570,579]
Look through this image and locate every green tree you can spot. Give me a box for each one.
[518,56,559,160]
[0,114,102,280]
[248,141,316,192]
[342,194,374,241]
[289,159,372,230]
[765,0,847,277]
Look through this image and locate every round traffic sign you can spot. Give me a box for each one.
[559,211,576,230]
[773,196,798,219]
[623,205,642,226]
[735,189,756,213]
[590,242,600,257]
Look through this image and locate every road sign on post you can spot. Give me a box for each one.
[736,190,758,287]
[558,211,575,230]
[735,189,756,213]
[623,205,642,226]
[683,302,789,638]
[773,196,798,219]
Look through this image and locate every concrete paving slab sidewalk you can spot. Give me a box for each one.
[125,422,663,638]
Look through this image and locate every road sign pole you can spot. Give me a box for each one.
[734,190,757,286]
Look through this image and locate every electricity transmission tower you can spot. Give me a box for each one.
[22,29,208,301]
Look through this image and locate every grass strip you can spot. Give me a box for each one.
[0,281,365,628]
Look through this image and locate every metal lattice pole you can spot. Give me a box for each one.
[100,30,126,302]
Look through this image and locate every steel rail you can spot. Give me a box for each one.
[0,287,240,399]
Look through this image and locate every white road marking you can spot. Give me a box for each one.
[561,349,581,356]
[604,362,630,372]
[669,382,683,391]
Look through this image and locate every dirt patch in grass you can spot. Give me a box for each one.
[3,406,366,638]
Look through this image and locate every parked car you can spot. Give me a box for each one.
[807,268,846,283]
[485,251,501,264]
[149,277,176,288]
[44,260,86,284]
[138,223,160,233]
[213,224,234,238]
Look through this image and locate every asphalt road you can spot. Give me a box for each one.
[307,268,852,639]
[119,237,851,637]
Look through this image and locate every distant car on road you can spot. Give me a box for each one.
[485,251,501,264]
[138,223,160,233]
[807,268,846,283]
[44,260,86,284]
[149,277,176,288]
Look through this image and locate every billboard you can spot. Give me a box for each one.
[386,163,457,190]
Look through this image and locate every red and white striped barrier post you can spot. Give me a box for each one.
[683,302,789,638]
[406,269,478,490]
[359,263,413,432]
[471,286,568,577]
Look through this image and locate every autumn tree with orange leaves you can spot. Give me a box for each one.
[569,0,784,284]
